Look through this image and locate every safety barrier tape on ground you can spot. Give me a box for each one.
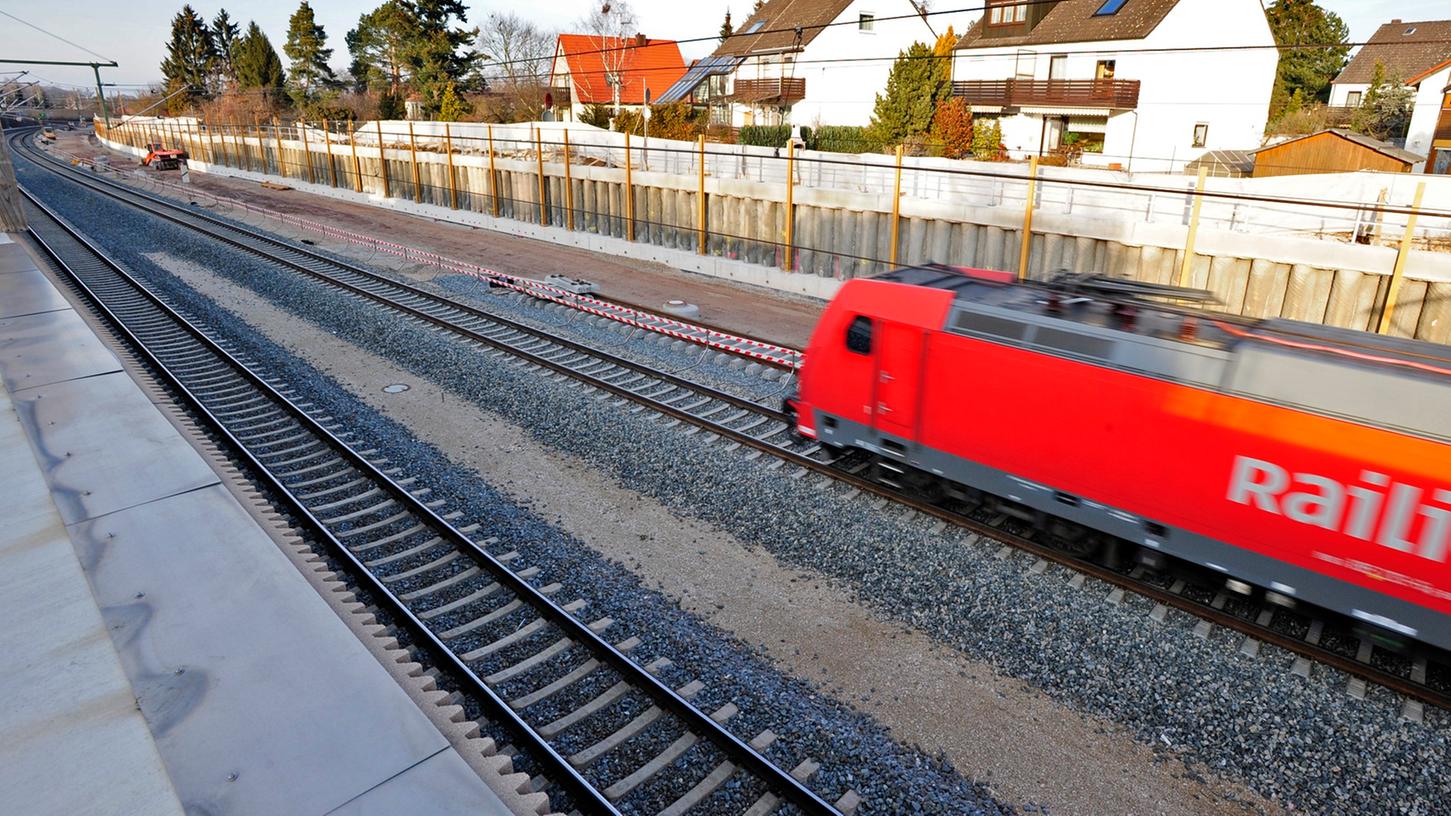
[60,139,804,370]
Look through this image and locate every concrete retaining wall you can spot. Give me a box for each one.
[102,123,1451,344]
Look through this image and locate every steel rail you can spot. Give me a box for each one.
[18,188,841,816]
[17,130,1448,713]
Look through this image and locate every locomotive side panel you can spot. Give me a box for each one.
[912,333,1451,629]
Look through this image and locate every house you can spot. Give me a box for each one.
[656,0,939,128]
[1328,19,1451,174]
[1250,129,1422,178]
[951,0,1278,173]
[548,34,688,122]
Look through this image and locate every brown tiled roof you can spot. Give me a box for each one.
[1334,19,1451,85]
[954,0,1180,50]
[712,0,854,56]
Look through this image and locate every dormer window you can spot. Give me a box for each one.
[988,2,1027,26]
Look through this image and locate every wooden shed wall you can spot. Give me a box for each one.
[1253,132,1410,177]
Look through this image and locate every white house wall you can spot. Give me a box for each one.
[953,0,1276,172]
[1405,65,1449,168]
[729,0,938,128]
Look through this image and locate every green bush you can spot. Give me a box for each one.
[811,125,881,154]
[739,124,791,148]
[580,103,613,129]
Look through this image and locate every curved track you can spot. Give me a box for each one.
[15,130,1449,720]
[19,182,843,815]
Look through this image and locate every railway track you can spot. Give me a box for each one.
[16,131,1450,720]
[18,188,848,815]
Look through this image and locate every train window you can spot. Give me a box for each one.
[846,316,874,354]
[1033,326,1114,360]
[951,310,1027,340]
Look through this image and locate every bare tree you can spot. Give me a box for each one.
[479,12,555,84]
[581,1,638,109]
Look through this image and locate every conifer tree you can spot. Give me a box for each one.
[235,21,286,104]
[212,10,241,88]
[868,33,953,146]
[719,10,733,44]
[409,0,480,115]
[284,1,338,110]
[160,5,217,111]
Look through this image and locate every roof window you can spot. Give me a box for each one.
[744,20,765,34]
[1094,0,1129,15]
[1405,27,1417,35]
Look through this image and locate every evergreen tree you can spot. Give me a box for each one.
[235,21,286,104]
[409,0,480,115]
[719,10,733,44]
[1265,0,1350,117]
[347,1,421,97]
[212,9,241,88]
[868,32,953,146]
[160,5,217,111]
[1351,61,1415,141]
[284,1,338,110]
[437,82,465,121]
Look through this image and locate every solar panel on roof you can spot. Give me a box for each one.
[656,55,741,103]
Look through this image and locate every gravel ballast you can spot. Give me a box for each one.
[22,156,1451,816]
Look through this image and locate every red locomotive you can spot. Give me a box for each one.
[788,265,1451,650]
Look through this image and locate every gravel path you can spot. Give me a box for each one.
[24,158,1451,816]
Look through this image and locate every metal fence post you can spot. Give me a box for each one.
[1018,155,1040,280]
[1177,166,1209,288]
[1377,182,1426,335]
[889,144,904,266]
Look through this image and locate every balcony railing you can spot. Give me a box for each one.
[730,78,806,105]
[952,78,1141,110]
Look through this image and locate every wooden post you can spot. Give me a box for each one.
[199,117,213,164]
[889,144,904,266]
[348,121,362,193]
[697,134,707,255]
[563,129,575,230]
[784,139,795,271]
[272,117,285,178]
[299,119,315,184]
[1377,182,1426,335]
[376,120,391,198]
[1018,155,1040,280]
[1177,166,1209,288]
[535,128,549,225]
[487,125,500,217]
[407,120,422,203]
[444,123,458,209]
[322,119,338,188]
[625,130,635,241]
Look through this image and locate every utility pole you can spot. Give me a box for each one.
[0,59,118,127]
[92,65,109,126]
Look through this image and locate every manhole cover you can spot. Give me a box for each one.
[382,383,411,394]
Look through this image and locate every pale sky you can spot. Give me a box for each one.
[2,0,1447,93]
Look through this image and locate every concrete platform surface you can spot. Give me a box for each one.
[0,232,517,815]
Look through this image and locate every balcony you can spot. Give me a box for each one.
[730,78,806,106]
[1435,110,1451,143]
[952,78,1141,110]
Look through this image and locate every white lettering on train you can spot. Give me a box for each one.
[1228,456,1451,564]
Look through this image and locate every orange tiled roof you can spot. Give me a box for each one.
[554,34,688,105]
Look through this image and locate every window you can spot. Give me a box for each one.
[744,20,765,34]
[1095,59,1116,80]
[1094,0,1130,16]
[845,316,874,355]
[1346,90,1362,107]
[1192,122,1209,148]
[988,2,1027,25]
[859,13,875,32]
[1015,50,1035,79]
[1049,55,1067,81]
